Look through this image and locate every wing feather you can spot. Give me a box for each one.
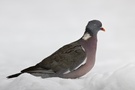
[37,41,86,73]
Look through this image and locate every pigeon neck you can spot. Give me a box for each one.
[82,32,97,41]
[85,28,98,37]
[80,36,97,52]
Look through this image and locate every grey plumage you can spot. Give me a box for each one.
[7,20,105,79]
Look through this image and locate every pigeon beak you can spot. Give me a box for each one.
[100,27,105,32]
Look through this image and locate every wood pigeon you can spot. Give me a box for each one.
[7,20,105,79]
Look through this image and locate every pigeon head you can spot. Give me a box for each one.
[85,20,105,36]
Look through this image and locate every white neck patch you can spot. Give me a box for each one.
[82,33,91,40]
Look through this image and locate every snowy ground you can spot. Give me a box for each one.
[1,0,135,90]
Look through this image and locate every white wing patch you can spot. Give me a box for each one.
[81,46,85,51]
[64,46,86,74]
[64,58,87,74]
[74,58,87,70]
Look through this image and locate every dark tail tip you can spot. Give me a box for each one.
[7,73,22,79]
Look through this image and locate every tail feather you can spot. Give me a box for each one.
[7,73,22,79]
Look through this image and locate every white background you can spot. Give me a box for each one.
[0,0,135,90]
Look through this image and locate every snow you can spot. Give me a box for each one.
[1,64,135,90]
[1,0,135,90]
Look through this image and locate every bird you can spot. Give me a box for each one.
[7,20,105,79]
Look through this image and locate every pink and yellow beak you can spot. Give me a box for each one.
[100,27,105,32]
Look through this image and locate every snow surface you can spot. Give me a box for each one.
[1,64,135,90]
[1,0,135,90]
